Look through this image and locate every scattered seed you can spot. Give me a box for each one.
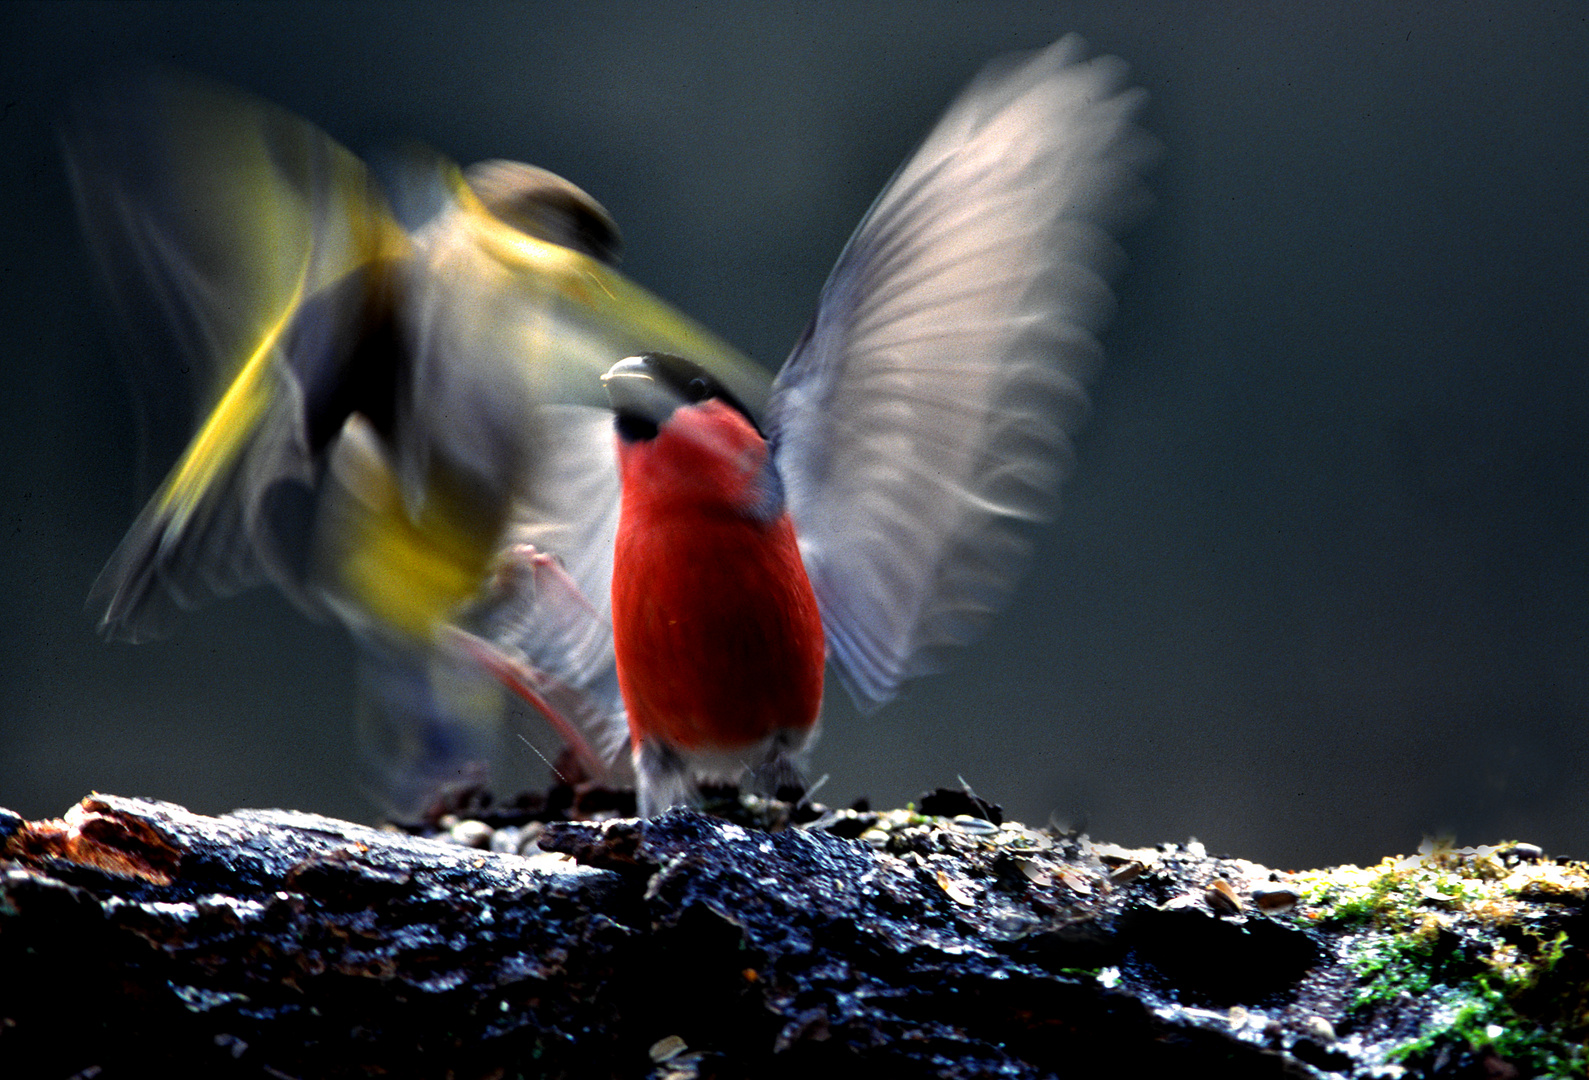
[937,869,977,907]
[1250,884,1299,912]
[1018,859,1051,886]
[649,1035,687,1063]
[488,827,523,854]
[952,815,999,836]
[1109,860,1147,886]
[1206,878,1243,915]
[448,819,494,849]
[1057,868,1093,895]
[1302,1015,1336,1042]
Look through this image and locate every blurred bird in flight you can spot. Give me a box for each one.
[67,35,1154,817]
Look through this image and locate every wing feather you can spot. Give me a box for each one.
[65,73,404,639]
[768,35,1156,710]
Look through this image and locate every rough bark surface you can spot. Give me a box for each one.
[2,794,1585,1078]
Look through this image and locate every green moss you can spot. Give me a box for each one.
[1297,845,1588,1077]
[1344,929,1448,1009]
[1312,869,1415,927]
[1391,968,1582,1079]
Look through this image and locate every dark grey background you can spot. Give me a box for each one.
[3,1,1585,869]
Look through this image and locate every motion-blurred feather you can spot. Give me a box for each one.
[67,74,759,813]
[769,36,1157,711]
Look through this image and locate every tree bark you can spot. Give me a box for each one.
[2,794,1584,1078]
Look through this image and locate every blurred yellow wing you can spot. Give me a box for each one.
[67,74,409,638]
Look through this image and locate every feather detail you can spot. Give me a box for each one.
[611,402,825,756]
[768,35,1157,710]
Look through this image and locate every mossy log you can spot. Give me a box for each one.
[2,793,1586,1078]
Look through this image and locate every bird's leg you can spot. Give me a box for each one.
[450,541,629,788]
[486,544,603,625]
[746,729,810,805]
[443,627,608,783]
[634,729,815,817]
[634,739,700,817]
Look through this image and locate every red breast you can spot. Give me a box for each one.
[611,398,826,754]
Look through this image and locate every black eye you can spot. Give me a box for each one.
[687,376,709,400]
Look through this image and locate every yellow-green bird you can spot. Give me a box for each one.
[65,75,766,814]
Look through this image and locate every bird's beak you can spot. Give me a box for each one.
[601,355,685,427]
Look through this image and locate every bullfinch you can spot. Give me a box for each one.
[539,35,1155,813]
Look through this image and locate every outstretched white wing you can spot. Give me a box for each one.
[768,36,1156,710]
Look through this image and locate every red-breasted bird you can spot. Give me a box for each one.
[570,36,1155,814]
[600,354,827,812]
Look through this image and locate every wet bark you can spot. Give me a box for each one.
[1,794,1584,1078]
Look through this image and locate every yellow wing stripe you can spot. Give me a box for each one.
[154,251,312,530]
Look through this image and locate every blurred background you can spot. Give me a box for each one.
[2,1,1585,869]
